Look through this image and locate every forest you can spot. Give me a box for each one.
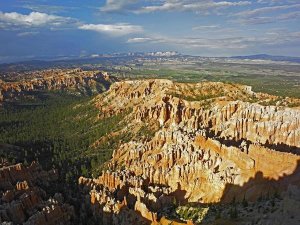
[0,91,129,185]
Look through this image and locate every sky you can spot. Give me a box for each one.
[0,0,299,62]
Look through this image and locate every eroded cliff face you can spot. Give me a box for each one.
[80,79,300,224]
[0,162,74,225]
[0,69,118,103]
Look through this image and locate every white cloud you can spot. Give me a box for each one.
[257,0,298,4]
[235,16,273,24]
[231,3,300,24]
[17,31,39,37]
[21,4,78,14]
[128,35,250,49]
[127,37,153,43]
[78,23,143,36]
[127,30,300,50]
[136,0,251,13]
[100,0,251,14]
[192,25,220,30]
[0,11,75,29]
[278,11,300,20]
[101,0,138,12]
[235,3,300,18]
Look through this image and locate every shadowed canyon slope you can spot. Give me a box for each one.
[77,79,300,224]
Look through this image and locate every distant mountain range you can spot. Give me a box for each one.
[1,53,300,73]
[231,54,300,63]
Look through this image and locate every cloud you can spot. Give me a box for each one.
[101,0,138,12]
[192,25,220,30]
[236,13,300,25]
[136,0,251,14]
[127,37,153,43]
[257,0,298,4]
[100,0,251,14]
[235,3,300,18]
[17,31,39,37]
[0,11,75,29]
[128,35,250,49]
[21,4,78,14]
[236,16,274,25]
[278,11,300,20]
[232,3,300,24]
[78,23,143,36]
[127,30,300,50]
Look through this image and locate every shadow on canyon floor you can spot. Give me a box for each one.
[93,159,300,225]
[220,160,300,203]
[207,129,300,155]
[160,159,300,224]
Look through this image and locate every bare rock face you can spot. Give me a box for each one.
[0,69,118,103]
[0,162,74,225]
[78,79,300,224]
[135,97,300,149]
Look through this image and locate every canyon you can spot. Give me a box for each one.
[0,162,74,224]
[1,76,300,224]
[78,79,300,224]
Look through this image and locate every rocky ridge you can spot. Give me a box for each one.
[0,69,118,103]
[79,79,300,224]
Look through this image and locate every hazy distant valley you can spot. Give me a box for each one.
[2,53,299,98]
[0,54,300,225]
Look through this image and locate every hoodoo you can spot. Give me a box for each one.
[78,79,300,224]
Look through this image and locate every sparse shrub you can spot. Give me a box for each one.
[229,207,238,219]
[172,197,177,208]
[231,196,236,205]
[242,196,248,207]
[273,191,281,199]
[270,208,276,213]
[270,198,275,207]
[23,159,28,166]
[258,194,263,202]
[215,210,221,220]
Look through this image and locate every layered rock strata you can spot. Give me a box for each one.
[0,69,118,102]
[81,79,300,224]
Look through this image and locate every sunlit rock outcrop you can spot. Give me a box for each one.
[80,79,300,224]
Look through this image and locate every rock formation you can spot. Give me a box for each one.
[0,162,74,224]
[2,76,299,224]
[0,69,118,103]
[79,79,300,224]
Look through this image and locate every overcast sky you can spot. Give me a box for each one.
[0,0,300,62]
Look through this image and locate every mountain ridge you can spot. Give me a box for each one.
[1,53,300,70]
[230,54,300,63]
